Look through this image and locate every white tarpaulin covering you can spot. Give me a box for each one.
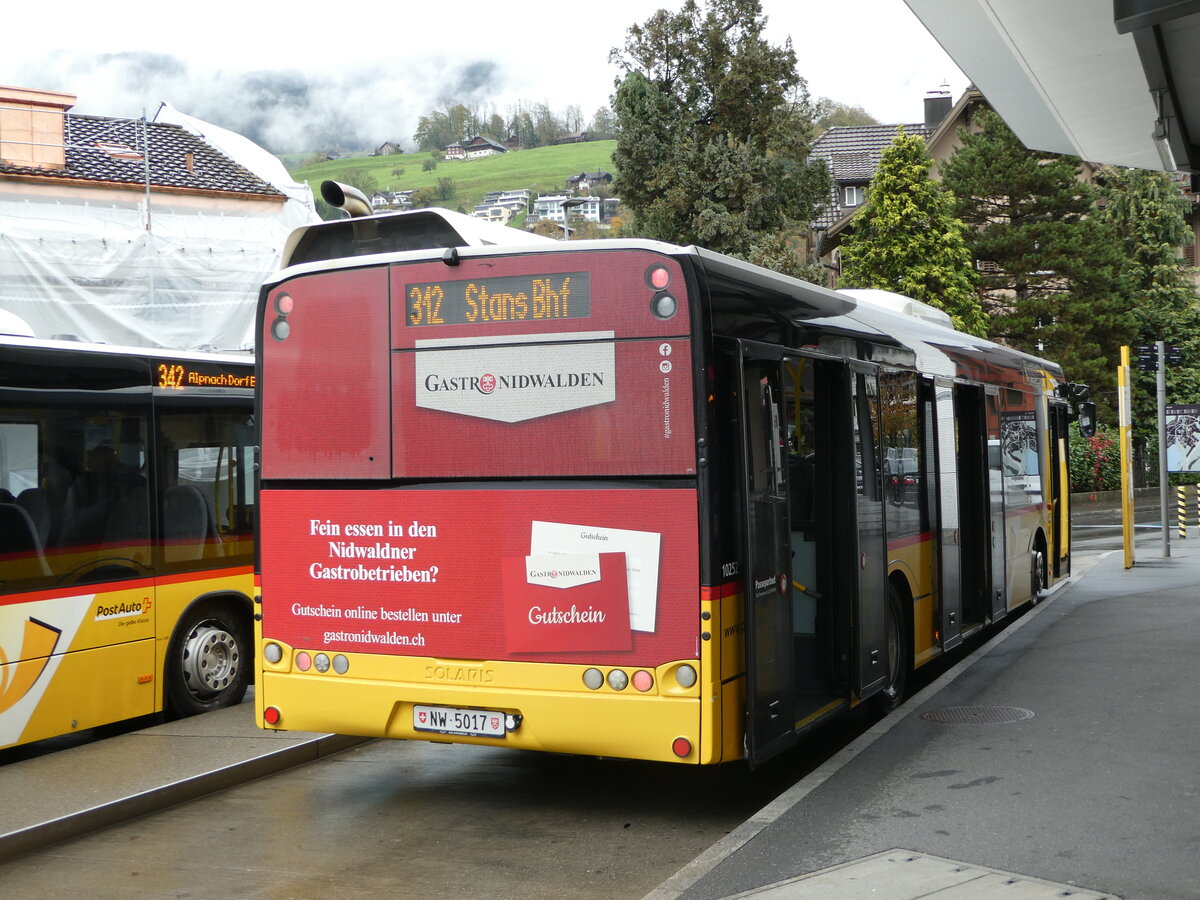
[0,105,318,351]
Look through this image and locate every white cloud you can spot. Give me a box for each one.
[4,1,966,152]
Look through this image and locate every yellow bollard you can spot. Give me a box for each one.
[1179,486,1188,539]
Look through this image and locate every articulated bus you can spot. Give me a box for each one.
[254,185,1090,767]
[0,336,256,751]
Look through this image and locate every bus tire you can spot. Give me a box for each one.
[166,598,250,717]
[1030,547,1046,605]
[875,583,911,713]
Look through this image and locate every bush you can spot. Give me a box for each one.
[1070,424,1121,493]
[422,158,438,172]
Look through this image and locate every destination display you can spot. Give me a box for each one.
[406,272,590,327]
[155,360,255,391]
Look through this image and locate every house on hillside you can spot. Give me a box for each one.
[444,136,507,161]
[472,205,517,225]
[371,190,413,211]
[481,189,531,212]
[566,171,613,193]
[0,84,315,349]
[375,141,403,156]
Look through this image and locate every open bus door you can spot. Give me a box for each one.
[738,347,795,766]
[738,346,886,767]
[849,363,888,701]
[986,390,1008,620]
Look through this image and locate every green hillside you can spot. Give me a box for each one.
[288,142,617,215]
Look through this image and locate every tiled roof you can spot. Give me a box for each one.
[0,114,283,198]
[810,123,930,229]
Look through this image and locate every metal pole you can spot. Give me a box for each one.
[1158,340,1170,558]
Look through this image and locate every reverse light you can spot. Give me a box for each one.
[607,669,629,691]
[313,653,331,673]
[672,737,692,758]
[651,292,678,319]
[263,706,282,726]
[333,654,349,674]
[271,318,291,341]
[675,665,697,688]
[583,668,604,690]
[264,642,283,664]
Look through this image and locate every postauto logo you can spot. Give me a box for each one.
[94,597,151,621]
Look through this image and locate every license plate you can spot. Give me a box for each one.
[413,705,505,737]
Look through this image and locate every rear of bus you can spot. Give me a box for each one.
[255,235,714,763]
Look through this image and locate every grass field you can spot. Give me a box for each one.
[287,142,616,214]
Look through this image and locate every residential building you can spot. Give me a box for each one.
[566,171,613,193]
[370,190,414,211]
[0,84,316,349]
[809,89,956,272]
[444,136,507,161]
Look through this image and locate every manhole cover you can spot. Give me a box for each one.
[920,705,1034,725]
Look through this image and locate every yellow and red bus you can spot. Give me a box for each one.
[254,185,1091,766]
[0,335,256,751]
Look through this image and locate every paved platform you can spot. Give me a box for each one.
[1,533,1195,900]
[650,540,1200,900]
[0,691,365,862]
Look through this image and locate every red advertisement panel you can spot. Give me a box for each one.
[259,488,700,666]
[392,337,695,477]
[261,269,392,480]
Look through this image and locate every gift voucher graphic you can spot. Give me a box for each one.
[529,521,661,632]
[502,552,631,653]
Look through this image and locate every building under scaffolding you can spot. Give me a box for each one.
[0,85,317,351]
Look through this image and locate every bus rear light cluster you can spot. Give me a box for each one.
[270,292,293,341]
[645,264,678,319]
[292,650,349,674]
[581,667,657,692]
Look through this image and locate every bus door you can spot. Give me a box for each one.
[738,346,795,765]
[850,363,888,700]
[934,379,962,651]
[954,384,990,632]
[986,390,1008,620]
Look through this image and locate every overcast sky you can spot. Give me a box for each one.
[3,0,967,154]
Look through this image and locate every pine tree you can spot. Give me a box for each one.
[838,128,985,335]
[939,108,1135,420]
[1096,166,1200,417]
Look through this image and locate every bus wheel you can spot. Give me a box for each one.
[166,600,249,717]
[1030,548,1046,604]
[875,584,910,713]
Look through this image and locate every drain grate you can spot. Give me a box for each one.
[920,705,1034,725]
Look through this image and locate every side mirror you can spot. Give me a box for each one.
[1077,402,1097,438]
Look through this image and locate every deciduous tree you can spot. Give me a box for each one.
[609,0,829,264]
